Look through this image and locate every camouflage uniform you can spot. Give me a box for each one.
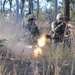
[24,14,40,45]
[51,13,66,50]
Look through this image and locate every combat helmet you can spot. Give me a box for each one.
[56,13,64,21]
[28,14,36,21]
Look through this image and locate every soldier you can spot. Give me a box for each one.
[50,13,73,50]
[50,13,66,50]
[24,14,40,45]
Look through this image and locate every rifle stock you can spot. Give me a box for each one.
[46,35,52,39]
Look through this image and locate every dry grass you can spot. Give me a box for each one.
[0,14,75,75]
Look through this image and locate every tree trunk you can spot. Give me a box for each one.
[37,0,39,18]
[16,0,19,23]
[3,0,7,13]
[31,0,33,13]
[20,0,25,18]
[28,0,33,14]
[9,0,12,12]
[63,0,70,22]
[1,0,3,13]
[54,0,58,20]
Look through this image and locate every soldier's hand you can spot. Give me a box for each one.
[64,35,69,38]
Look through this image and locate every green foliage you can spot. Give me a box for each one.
[46,0,53,2]
[70,0,75,3]
[70,11,75,20]
[0,39,5,47]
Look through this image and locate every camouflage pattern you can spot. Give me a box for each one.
[56,13,64,21]
[24,24,39,36]
[51,21,73,50]
[24,24,40,45]
[27,14,36,21]
[51,21,66,40]
[50,13,66,50]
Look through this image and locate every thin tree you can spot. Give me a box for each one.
[8,0,12,12]
[3,0,7,13]
[0,0,3,13]
[20,0,25,18]
[28,0,33,14]
[63,0,70,22]
[54,0,58,20]
[16,0,19,23]
[37,0,39,18]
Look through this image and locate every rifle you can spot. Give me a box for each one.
[46,35,52,39]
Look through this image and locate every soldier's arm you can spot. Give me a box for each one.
[51,22,55,32]
[54,22,64,32]
[46,22,55,39]
[35,26,40,35]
